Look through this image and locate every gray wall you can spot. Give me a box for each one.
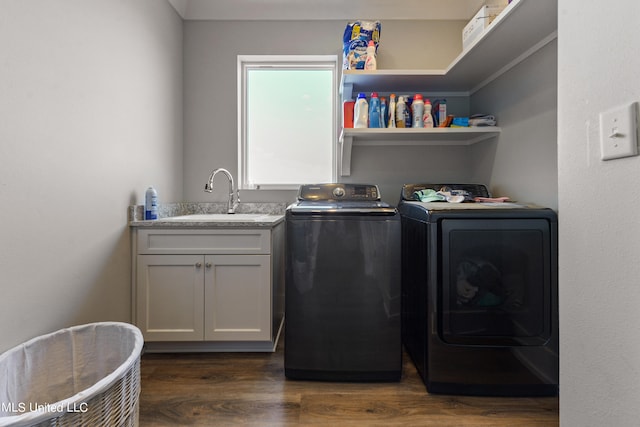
[183,19,467,205]
[0,0,183,352]
[471,39,558,209]
[559,0,640,425]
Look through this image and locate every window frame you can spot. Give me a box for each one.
[237,55,338,190]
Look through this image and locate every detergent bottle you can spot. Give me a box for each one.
[353,92,369,128]
[395,96,406,128]
[388,94,397,128]
[423,99,434,128]
[364,40,377,71]
[368,92,382,128]
[412,94,425,128]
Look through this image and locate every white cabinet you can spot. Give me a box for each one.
[204,254,270,341]
[137,253,271,342]
[132,225,284,352]
[137,254,205,342]
[338,0,557,176]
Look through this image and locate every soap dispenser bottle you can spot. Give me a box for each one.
[145,186,158,220]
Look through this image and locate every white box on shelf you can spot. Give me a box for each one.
[462,2,509,50]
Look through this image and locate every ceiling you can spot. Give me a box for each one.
[168,0,486,21]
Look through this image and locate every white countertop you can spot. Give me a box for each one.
[130,213,284,228]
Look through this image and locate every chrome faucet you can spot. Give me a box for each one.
[204,168,240,214]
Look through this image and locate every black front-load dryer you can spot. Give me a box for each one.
[398,183,558,396]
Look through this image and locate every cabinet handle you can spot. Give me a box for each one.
[205,262,212,268]
[195,262,202,268]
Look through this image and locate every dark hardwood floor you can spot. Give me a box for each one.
[139,338,558,426]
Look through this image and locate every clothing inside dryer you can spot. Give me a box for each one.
[441,226,550,345]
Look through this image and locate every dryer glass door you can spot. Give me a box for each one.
[439,218,552,346]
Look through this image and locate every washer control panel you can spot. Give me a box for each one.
[297,184,380,201]
[332,187,346,198]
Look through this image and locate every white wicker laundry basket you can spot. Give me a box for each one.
[0,322,143,427]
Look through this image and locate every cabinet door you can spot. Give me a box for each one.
[137,254,205,341]
[204,255,271,341]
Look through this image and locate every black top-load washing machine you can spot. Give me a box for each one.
[284,184,401,382]
[398,183,558,396]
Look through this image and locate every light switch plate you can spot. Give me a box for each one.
[600,102,638,161]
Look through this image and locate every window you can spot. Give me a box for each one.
[238,55,337,190]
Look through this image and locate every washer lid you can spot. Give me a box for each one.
[288,200,396,215]
[297,183,381,202]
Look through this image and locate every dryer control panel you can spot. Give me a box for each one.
[297,184,380,201]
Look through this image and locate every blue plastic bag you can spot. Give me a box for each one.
[342,21,381,70]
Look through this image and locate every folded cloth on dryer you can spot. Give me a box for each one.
[436,190,465,203]
[438,187,474,202]
[413,189,446,202]
[474,196,511,203]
